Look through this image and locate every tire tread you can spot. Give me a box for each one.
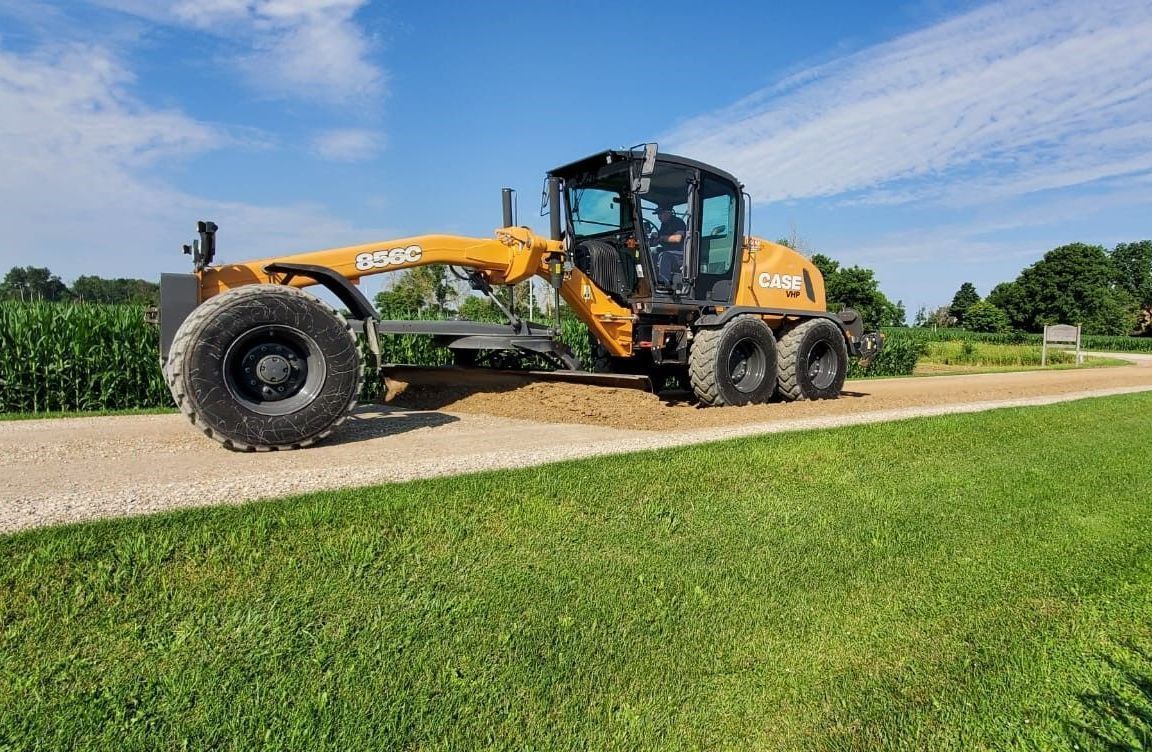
[164,285,362,451]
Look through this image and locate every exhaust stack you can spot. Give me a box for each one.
[501,188,514,227]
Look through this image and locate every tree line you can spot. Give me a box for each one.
[9,237,1150,337]
[919,241,1152,336]
[1,266,160,305]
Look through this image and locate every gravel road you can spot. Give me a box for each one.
[3,356,1151,534]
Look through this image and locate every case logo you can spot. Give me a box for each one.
[757,272,803,291]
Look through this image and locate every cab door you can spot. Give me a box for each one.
[692,174,741,304]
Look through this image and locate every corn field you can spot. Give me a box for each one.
[23,301,1127,416]
[0,302,168,413]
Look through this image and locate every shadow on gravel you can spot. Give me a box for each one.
[326,406,459,446]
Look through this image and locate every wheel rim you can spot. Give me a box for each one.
[727,337,767,394]
[223,324,327,416]
[806,341,837,389]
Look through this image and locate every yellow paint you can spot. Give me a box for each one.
[731,237,827,313]
[196,227,637,357]
[195,230,828,361]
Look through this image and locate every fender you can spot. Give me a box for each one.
[263,262,380,322]
[694,306,847,332]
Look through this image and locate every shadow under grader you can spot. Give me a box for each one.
[376,381,874,412]
[324,405,460,446]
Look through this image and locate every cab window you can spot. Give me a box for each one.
[699,178,737,277]
[568,187,625,236]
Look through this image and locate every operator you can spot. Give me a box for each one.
[651,207,686,252]
[650,207,686,284]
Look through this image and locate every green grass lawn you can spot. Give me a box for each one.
[0,406,177,421]
[4,395,1152,751]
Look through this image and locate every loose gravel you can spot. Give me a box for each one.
[3,356,1151,535]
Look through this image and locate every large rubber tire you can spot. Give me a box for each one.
[689,315,778,406]
[165,285,362,451]
[776,318,848,401]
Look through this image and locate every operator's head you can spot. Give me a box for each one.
[658,207,673,219]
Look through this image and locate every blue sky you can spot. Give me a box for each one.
[1,0,1150,319]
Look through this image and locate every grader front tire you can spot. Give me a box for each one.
[165,285,362,451]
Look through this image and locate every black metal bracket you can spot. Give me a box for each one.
[461,269,523,331]
[182,220,218,272]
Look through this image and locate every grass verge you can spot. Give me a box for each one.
[913,341,1130,376]
[0,407,178,421]
[3,394,1152,750]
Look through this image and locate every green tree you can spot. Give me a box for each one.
[456,295,503,322]
[807,253,903,326]
[949,282,981,326]
[809,253,839,286]
[994,243,1137,335]
[888,299,907,327]
[964,300,1010,333]
[1111,240,1152,333]
[985,282,1026,330]
[0,266,70,302]
[928,306,956,328]
[71,276,160,304]
[912,305,955,328]
[827,265,901,327]
[374,265,458,317]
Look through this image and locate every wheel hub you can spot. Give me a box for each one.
[256,354,292,385]
[806,343,835,389]
[728,338,766,393]
[227,332,319,411]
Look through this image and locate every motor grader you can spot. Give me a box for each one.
[159,145,880,450]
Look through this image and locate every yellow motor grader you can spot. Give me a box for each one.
[160,145,880,450]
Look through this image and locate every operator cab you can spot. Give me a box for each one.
[547,147,744,311]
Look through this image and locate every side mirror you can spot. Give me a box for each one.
[640,143,657,176]
[630,142,658,195]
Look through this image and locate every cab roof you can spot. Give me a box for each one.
[547,149,743,191]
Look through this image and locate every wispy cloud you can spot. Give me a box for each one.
[0,43,224,167]
[664,0,1152,206]
[89,0,386,105]
[0,42,393,280]
[311,128,383,161]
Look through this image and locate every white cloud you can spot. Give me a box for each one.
[664,0,1152,206]
[0,42,394,281]
[0,43,224,167]
[89,0,386,104]
[311,128,383,161]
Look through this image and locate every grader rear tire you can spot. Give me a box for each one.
[776,318,848,401]
[165,284,362,451]
[689,315,778,406]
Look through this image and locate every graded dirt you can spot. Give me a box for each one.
[3,359,1151,534]
[389,360,1152,431]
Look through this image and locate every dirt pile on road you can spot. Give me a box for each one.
[388,362,1152,431]
[390,381,682,430]
[388,378,892,431]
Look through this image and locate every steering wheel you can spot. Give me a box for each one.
[642,218,657,243]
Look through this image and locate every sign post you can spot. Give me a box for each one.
[1042,324,1081,366]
